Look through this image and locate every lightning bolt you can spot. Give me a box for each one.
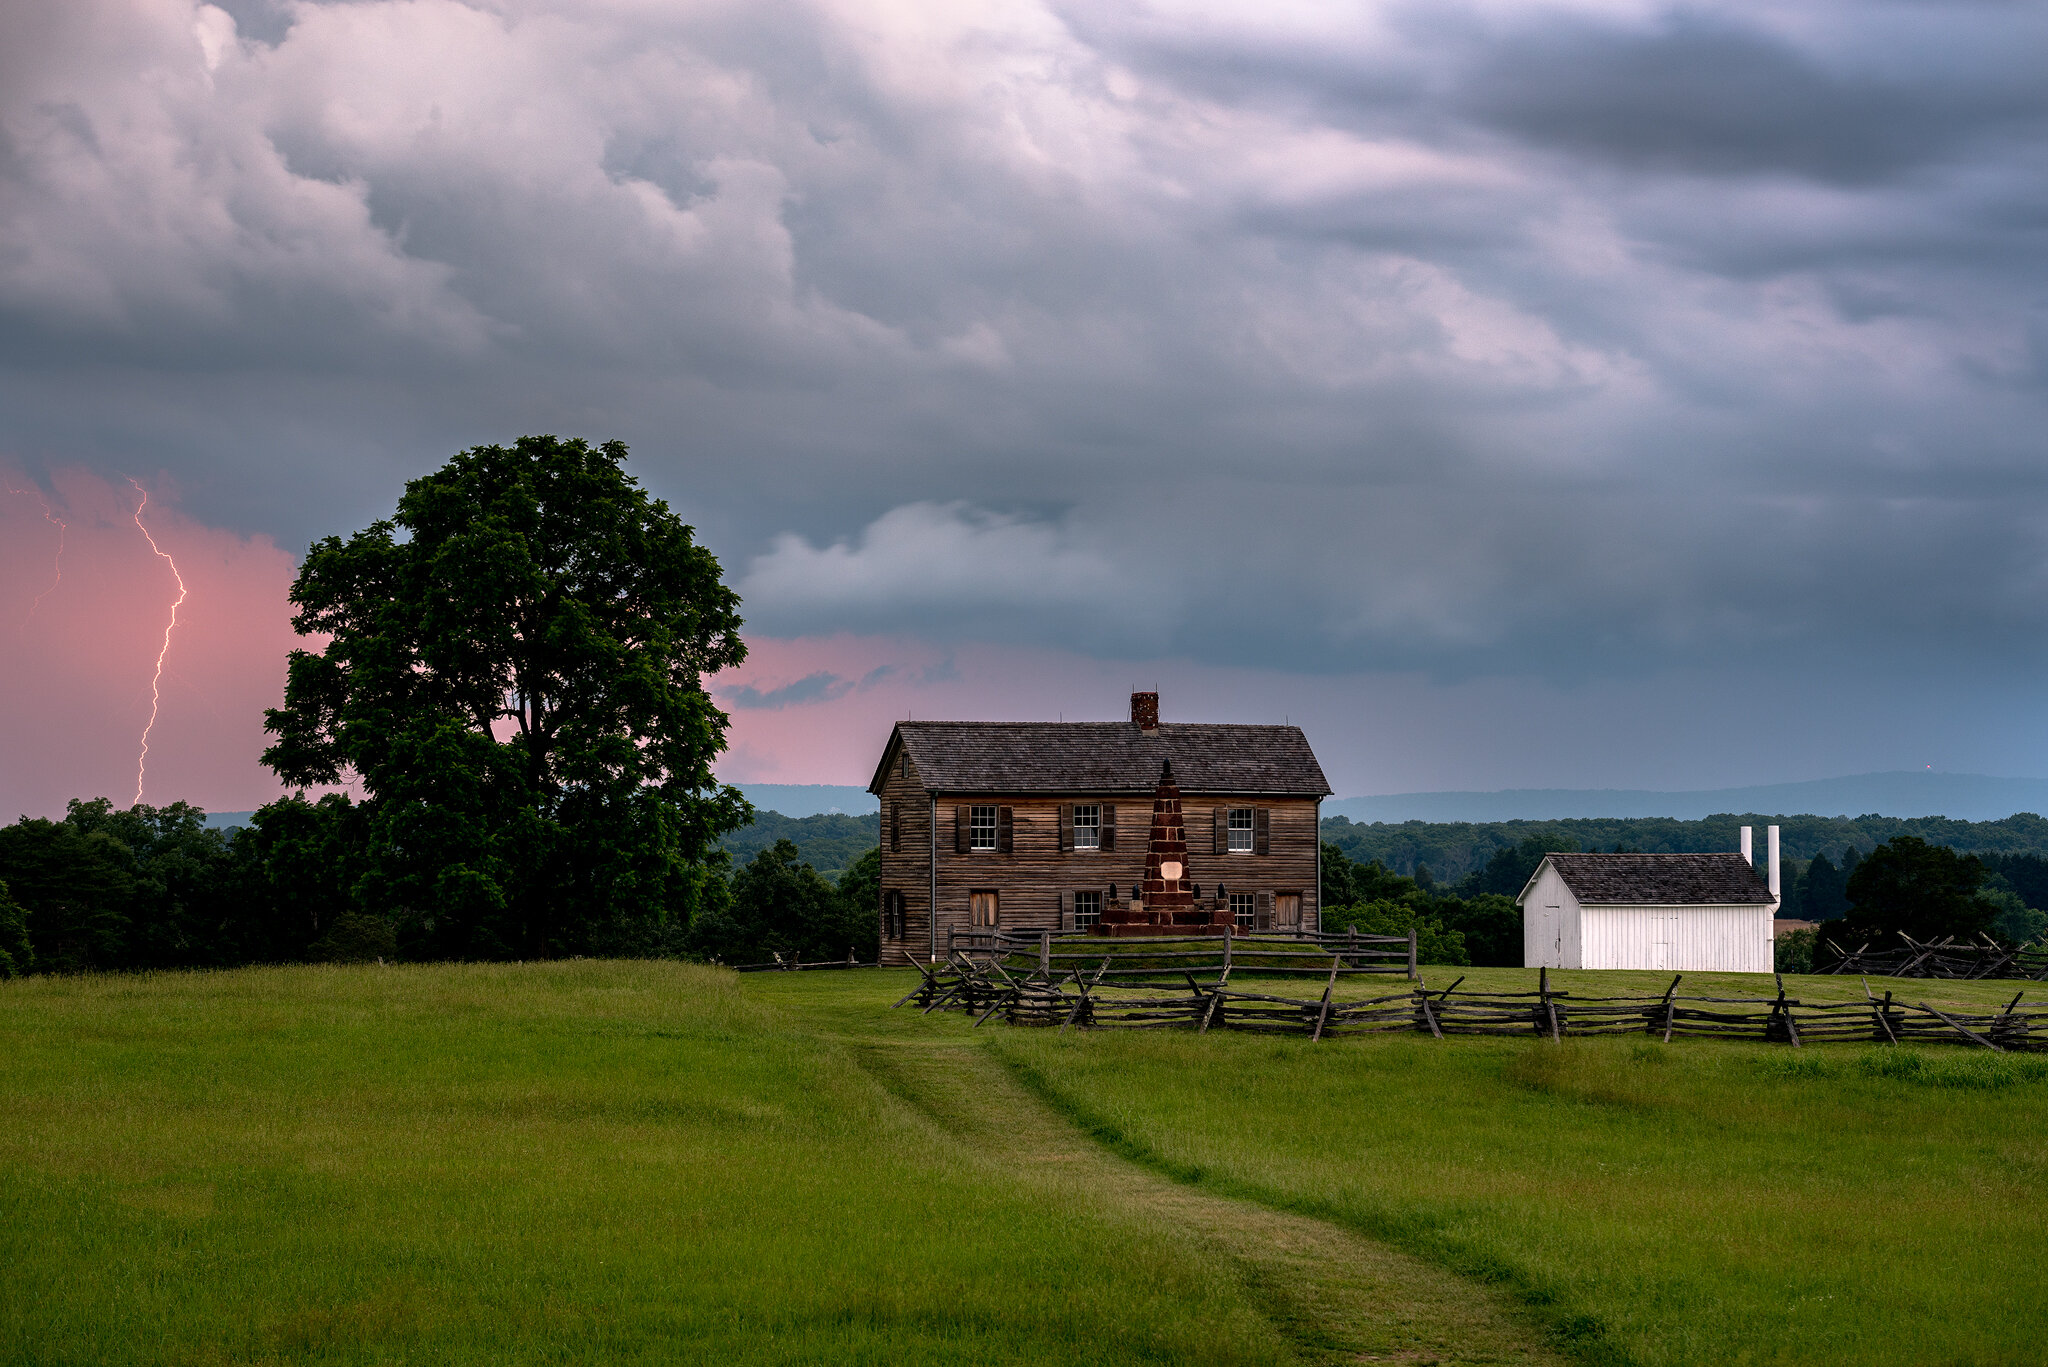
[5,485,64,617]
[129,480,188,808]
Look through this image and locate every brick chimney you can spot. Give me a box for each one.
[1131,691,1159,733]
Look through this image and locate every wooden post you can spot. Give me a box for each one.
[1224,924,1233,974]
[1415,976,1444,1040]
[1407,927,1418,980]
[1539,966,1560,1041]
[1772,973,1801,1047]
[1311,955,1340,1042]
[1658,974,1680,1043]
[1040,928,1051,981]
[1863,979,1898,1044]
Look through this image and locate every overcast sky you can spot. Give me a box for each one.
[3,0,2046,816]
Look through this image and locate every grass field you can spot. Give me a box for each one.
[0,961,1561,1366]
[2,962,2042,1366]
[991,965,2048,1367]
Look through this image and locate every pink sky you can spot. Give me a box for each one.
[1,466,303,818]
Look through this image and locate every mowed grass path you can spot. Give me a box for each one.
[0,962,1563,1366]
[993,965,2048,1367]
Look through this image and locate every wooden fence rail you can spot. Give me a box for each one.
[731,950,879,973]
[1818,932,2048,981]
[895,955,2045,1052]
[945,927,1418,979]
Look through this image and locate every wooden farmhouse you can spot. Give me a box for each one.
[1517,827,1781,972]
[868,693,1332,965]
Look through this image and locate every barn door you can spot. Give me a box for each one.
[1275,893,1301,930]
[1545,882,1563,966]
[1651,912,1678,971]
[971,891,1000,928]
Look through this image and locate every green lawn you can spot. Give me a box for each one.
[4,962,2042,1366]
[0,963,1303,1365]
[993,965,2048,1367]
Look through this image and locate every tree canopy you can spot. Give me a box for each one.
[684,841,879,966]
[261,436,750,958]
[1833,836,1995,949]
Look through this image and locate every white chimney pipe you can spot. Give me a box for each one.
[1740,825,1752,864]
[1768,825,1781,904]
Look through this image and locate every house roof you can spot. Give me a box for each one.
[1522,852,1776,906]
[868,721,1332,798]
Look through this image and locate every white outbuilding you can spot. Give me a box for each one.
[1516,826,1780,973]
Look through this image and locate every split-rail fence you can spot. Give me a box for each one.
[895,931,2044,1051]
[1819,932,2048,982]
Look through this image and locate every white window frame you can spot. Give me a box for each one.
[969,805,998,852]
[1229,892,1256,928]
[1227,808,1255,854]
[1073,890,1102,932]
[1073,804,1101,851]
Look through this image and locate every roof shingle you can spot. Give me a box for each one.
[1543,852,1775,906]
[869,722,1331,797]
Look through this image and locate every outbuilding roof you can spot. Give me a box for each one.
[868,721,1332,798]
[1525,852,1776,906]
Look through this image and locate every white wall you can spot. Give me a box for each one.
[1579,906,1773,973]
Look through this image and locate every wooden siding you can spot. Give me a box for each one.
[1581,906,1774,973]
[875,747,935,967]
[878,782,1320,961]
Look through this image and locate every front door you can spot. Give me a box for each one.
[971,890,1000,928]
[1275,893,1301,930]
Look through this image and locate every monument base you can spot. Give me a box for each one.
[1092,906,1233,937]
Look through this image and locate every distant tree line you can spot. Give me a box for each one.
[0,800,879,978]
[1321,811,2048,884]
[1318,843,1523,967]
[7,800,2039,979]
[719,811,880,881]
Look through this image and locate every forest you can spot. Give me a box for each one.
[1319,810,2048,883]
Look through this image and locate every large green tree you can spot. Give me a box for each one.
[1834,836,1994,949]
[262,436,750,958]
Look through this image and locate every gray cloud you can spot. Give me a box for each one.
[724,671,854,710]
[1465,18,2006,184]
[2,0,2045,702]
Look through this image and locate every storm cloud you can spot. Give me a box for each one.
[2,0,2046,800]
